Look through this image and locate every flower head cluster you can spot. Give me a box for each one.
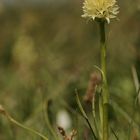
[82,0,119,23]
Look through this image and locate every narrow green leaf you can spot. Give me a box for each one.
[75,90,88,119]
[44,99,58,140]
[75,90,98,140]
[111,127,119,140]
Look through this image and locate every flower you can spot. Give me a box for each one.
[82,0,119,23]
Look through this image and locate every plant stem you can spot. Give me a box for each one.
[99,20,109,140]
[6,113,49,140]
[44,100,58,140]
[76,92,98,140]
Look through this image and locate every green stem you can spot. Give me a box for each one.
[44,100,58,140]
[99,21,109,140]
[92,95,100,139]
[6,113,49,140]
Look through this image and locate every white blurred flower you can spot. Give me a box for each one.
[56,110,72,130]
[82,0,119,23]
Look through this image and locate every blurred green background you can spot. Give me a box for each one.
[0,0,140,139]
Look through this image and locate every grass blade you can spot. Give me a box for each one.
[75,90,98,140]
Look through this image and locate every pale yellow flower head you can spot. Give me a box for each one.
[82,0,119,23]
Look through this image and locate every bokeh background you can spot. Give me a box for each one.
[0,0,140,139]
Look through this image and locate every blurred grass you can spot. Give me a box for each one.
[0,0,140,140]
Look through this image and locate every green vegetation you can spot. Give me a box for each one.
[0,0,140,140]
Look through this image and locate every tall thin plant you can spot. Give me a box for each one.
[82,0,119,139]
